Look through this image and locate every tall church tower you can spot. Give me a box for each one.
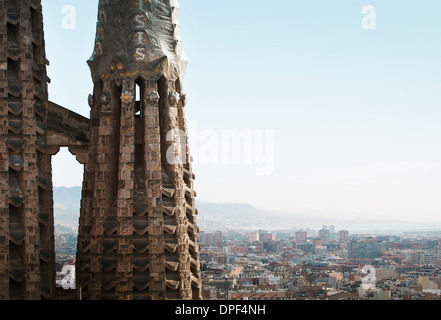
[75,0,202,300]
[0,0,55,299]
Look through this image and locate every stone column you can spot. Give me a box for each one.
[115,80,136,299]
[144,83,166,300]
[0,0,55,300]
[176,84,202,300]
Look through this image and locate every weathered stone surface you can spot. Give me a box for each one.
[88,0,188,83]
[0,0,202,301]
[0,0,55,300]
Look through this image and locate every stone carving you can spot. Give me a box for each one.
[0,0,202,301]
[77,0,202,301]
[0,0,56,300]
[88,94,94,108]
[147,90,160,105]
[168,91,180,106]
[95,41,104,56]
[99,91,111,105]
[121,90,135,106]
[181,93,187,107]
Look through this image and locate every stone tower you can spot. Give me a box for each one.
[75,0,202,300]
[0,0,56,299]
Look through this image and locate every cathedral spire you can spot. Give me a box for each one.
[88,0,188,83]
[76,0,202,300]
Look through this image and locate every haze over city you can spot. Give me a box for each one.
[43,0,441,228]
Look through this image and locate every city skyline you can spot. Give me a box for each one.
[55,221,441,301]
[44,1,441,225]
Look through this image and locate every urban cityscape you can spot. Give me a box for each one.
[55,222,441,300]
[1,2,439,313]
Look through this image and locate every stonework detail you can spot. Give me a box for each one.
[0,0,202,300]
[0,0,55,299]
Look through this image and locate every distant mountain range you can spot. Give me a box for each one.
[51,186,294,231]
[52,187,441,234]
[195,200,297,231]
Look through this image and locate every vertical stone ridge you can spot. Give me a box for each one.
[0,0,55,300]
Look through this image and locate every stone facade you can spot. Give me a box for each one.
[0,0,202,300]
[0,0,56,300]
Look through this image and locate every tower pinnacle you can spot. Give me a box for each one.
[76,0,202,300]
[88,0,188,83]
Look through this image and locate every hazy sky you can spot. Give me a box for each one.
[43,0,441,224]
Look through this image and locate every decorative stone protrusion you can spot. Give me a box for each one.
[99,91,111,105]
[181,93,187,107]
[168,91,180,106]
[121,90,134,106]
[88,94,94,108]
[146,90,160,105]
[95,41,104,56]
